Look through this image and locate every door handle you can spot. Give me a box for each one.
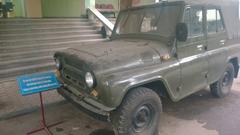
[197,45,204,51]
[220,40,225,45]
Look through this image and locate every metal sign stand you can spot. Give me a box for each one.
[27,92,63,135]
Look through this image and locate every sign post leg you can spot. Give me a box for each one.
[27,92,63,135]
[40,92,46,126]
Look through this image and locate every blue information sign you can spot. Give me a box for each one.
[17,72,61,96]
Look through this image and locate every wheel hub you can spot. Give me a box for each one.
[222,71,231,87]
[133,105,153,132]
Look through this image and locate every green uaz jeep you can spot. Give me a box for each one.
[54,1,240,135]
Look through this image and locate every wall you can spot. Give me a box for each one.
[42,0,84,17]
[85,0,95,8]
[96,0,119,10]
[96,0,156,10]
[25,0,42,18]
[5,0,159,18]
[120,0,156,10]
[12,0,25,17]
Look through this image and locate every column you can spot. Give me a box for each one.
[85,0,95,9]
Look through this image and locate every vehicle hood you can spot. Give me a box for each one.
[58,39,166,75]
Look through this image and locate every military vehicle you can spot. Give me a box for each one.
[54,1,240,135]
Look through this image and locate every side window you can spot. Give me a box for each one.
[141,13,158,33]
[184,7,203,38]
[207,9,225,34]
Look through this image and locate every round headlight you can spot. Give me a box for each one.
[55,58,61,70]
[85,72,94,88]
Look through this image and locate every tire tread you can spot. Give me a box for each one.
[111,87,162,135]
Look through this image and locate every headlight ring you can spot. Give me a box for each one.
[85,72,96,88]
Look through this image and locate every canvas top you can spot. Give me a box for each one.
[170,0,240,39]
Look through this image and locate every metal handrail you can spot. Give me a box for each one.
[87,8,114,35]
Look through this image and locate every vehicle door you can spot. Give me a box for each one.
[205,7,228,84]
[177,6,209,97]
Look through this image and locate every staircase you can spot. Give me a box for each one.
[0,18,106,82]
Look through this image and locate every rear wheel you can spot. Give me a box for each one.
[111,87,162,135]
[210,63,235,98]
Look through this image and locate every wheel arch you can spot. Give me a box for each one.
[116,78,174,109]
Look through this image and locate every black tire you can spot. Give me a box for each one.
[210,63,235,98]
[111,87,162,135]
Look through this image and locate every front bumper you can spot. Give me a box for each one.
[57,85,114,119]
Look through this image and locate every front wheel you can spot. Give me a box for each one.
[210,63,235,98]
[110,87,162,135]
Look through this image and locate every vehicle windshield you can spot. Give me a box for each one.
[114,4,183,38]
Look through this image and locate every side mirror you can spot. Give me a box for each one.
[176,23,188,42]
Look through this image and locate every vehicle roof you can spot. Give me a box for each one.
[121,0,240,40]
[173,0,240,39]
[121,0,223,12]
[121,1,186,12]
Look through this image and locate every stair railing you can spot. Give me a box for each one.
[87,8,114,38]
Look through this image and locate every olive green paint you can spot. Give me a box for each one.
[55,1,240,111]
[42,0,83,17]
[12,0,25,17]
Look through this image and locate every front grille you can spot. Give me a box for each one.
[62,66,87,90]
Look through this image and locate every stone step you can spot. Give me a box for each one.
[0,31,101,40]
[0,39,106,55]
[0,25,96,31]
[0,38,105,49]
[0,56,53,70]
[0,23,94,29]
[0,56,55,81]
[0,18,105,81]
[0,30,100,39]
[0,28,98,35]
[0,18,89,23]
[0,62,55,80]
[0,21,91,26]
[0,39,106,61]
[0,34,103,46]
[0,48,60,62]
